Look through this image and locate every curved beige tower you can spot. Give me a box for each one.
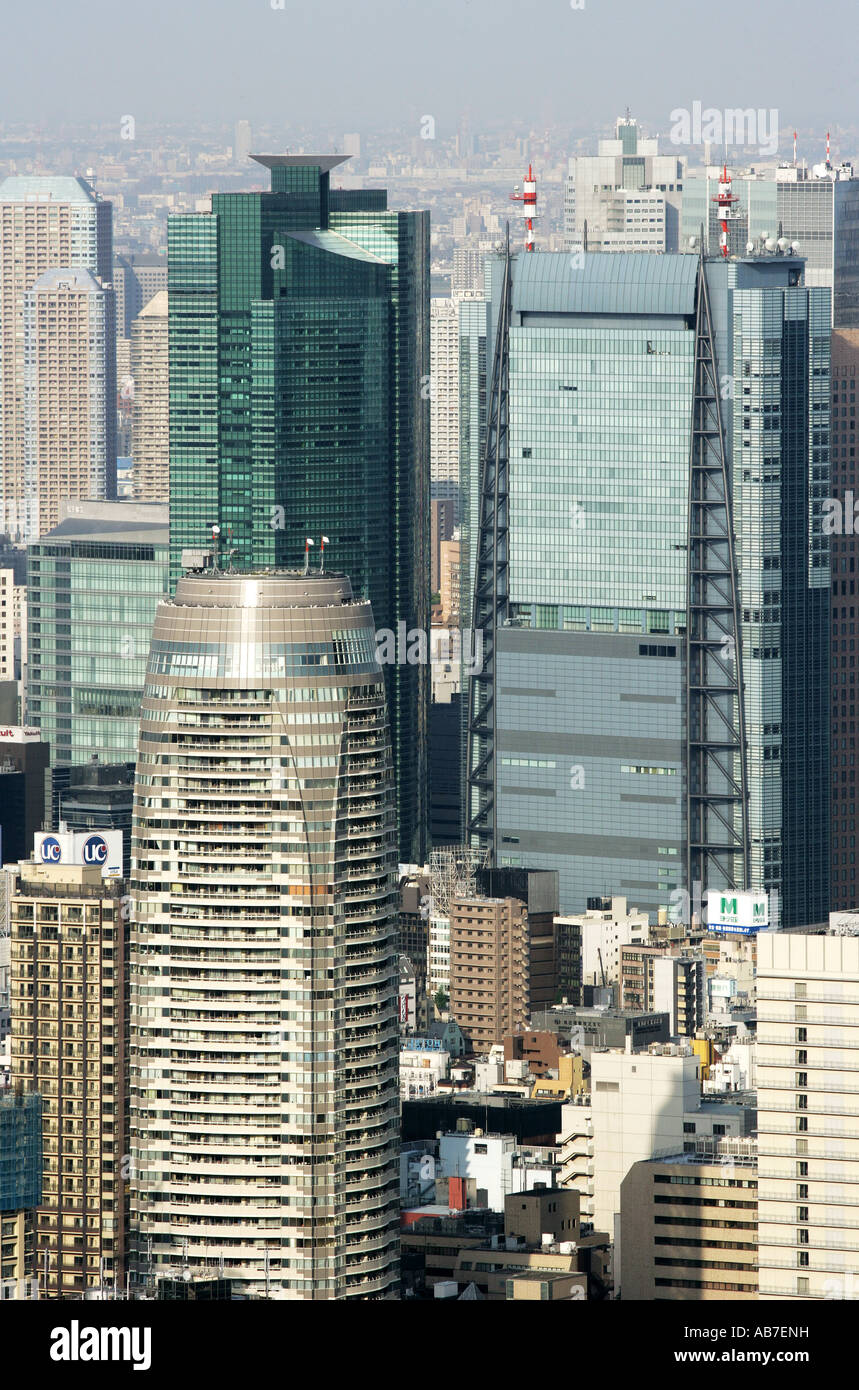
[129,570,399,1299]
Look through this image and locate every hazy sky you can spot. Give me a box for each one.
[4,0,857,147]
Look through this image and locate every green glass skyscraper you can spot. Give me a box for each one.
[168,156,430,861]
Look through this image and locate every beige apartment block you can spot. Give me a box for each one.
[449,896,529,1054]
[9,859,128,1299]
[22,268,116,540]
[0,175,112,541]
[620,1153,758,1299]
[130,290,169,502]
[757,931,859,1300]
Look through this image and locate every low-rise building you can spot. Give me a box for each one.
[555,895,650,1003]
[620,1144,758,1300]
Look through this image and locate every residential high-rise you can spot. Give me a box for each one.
[448,895,529,1054]
[8,850,128,1299]
[681,160,859,327]
[22,268,117,539]
[167,153,430,863]
[829,329,859,911]
[757,930,859,1300]
[234,119,252,163]
[452,247,484,297]
[564,115,686,254]
[430,296,462,516]
[0,175,113,542]
[113,252,168,340]
[130,290,169,502]
[26,500,169,766]
[129,569,400,1299]
[465,249,830,927]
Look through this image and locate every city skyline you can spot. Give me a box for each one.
[3,0,859,1342]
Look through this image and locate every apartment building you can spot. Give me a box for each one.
[8,854,128,1298]
[620,946,705,1036]
[130,290,169,503]
[129,570,401,1299]
[0,174,113,543]
[449,896,529,1054]
[757,931,859,1299]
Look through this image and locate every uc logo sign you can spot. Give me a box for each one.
[82,835,108,865]
[40,836,62,863]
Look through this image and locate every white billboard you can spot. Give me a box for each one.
[33,830,123,878]
[706,890,769,936]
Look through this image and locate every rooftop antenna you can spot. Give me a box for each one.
[712,164,739,258]
[511,164,537,251]
[319,535,329,573]
[303,536,314,575]
[793,130,797,167]
[211,524,221,570]
[826,129,832,170]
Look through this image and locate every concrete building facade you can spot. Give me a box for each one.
[757,931,859,1300]
[620,1150,758,1300]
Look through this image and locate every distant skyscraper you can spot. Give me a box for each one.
[131,290,169,501]
[0,567,13,680]
[21,268,116,539]
[167,153,430,862]
[564,116,686,254]
[0,175,113,541]
[681,160,859,327]
[452,246,484,296]
[830,329,859,910]
[26,500,168,765]
[129,569,400,1299]
[234,118,252,163]
[465,249,830,927]
[114,252,169,339]
[430,296,461,516]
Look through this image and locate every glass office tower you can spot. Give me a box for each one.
[26,501,169,764]
[466,251,829,927]
[129,570,400,1299]
[167,155,430,862]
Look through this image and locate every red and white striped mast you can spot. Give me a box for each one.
[511,164,537,251]
[712,163,739,259]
